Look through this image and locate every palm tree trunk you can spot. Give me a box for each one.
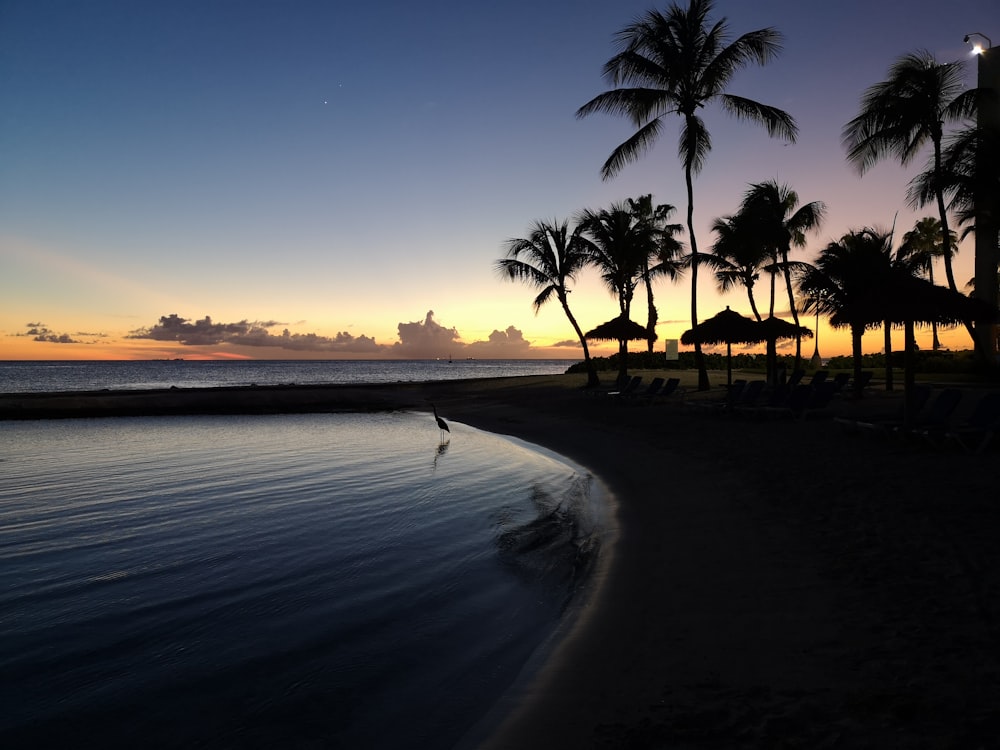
[781,249,802,370]
[883,320,894,391]
[851,324,865,399]
[644,267,657,355]
[747,286,763,322]
[561,299,599,388]
[934,139,978,349]
[929,265,941,350]
[903,319,918,428]
[685,162,709,391]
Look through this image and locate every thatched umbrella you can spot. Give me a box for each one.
[585,315,651,382]
[681,307,758,387]
[753,316,813,385]
[880,276,996,423]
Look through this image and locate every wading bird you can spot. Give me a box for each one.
[432,404,450,434]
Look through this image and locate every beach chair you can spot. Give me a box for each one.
[722,380,765,414]
[624,377,664,402]
[839,384,933,435]
[899,388,963,441]
[940,391,1000,454]
[655,377,682,402]
[830,372,850,393]
[609,375,642,399]
[786,369,806,387]
[734,383,789,419]
[807,370,829,387]
[690,379,745,411]
[855,371,874,391]
[588,372,630,397]
[735,379,766,408]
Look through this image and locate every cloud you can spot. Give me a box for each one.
[465,326,532,356]
[392,310,461,358]
[128,314,383,353]
[551,339,583,348]
[20,322,91,344]
[21,310,556,359]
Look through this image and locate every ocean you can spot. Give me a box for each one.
[0,361,606,748]
[0,359,575,394]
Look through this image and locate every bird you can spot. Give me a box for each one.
[431,404,450,434]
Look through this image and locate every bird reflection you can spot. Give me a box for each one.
[431,435,450,470]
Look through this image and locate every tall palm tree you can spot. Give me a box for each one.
[578,202,660,382]
[576,0,797,390]
[705,212,769,321]
[626,194,686,353]
[843,50,977,295]
[898,216,957,350]
[799,228,895,398]
[497,219,600,387]
[739,180,825,369]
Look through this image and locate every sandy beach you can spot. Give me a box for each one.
[4,371,1000,747]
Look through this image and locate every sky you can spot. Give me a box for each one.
[1,0,994,361]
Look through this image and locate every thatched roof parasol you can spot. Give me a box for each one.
[680,307,757,347]
[753,316,813,343]
[681,307,758,387]
[585,315,651,342]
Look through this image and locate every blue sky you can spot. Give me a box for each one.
[1,0,993,359]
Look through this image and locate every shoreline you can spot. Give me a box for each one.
[5,373,1000,746]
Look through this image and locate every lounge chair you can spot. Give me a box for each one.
[719,380,766,414]
[786,369,806,387]
[899,388,963,440]
[587,372,630,397]
[609,375,642,398]
[690,379,745,411]
[807,370,829,387]
[830,372,850,392]
[839,384,933,435]
[752,381,837,420]
[624,376,664,402]
[940,391,1000,454]
[645,377,683,404]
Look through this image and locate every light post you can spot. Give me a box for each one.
[965,33,1000,365]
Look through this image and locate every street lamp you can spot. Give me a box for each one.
[964,32,991,55]
[965,32,999,365]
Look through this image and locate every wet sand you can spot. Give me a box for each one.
[5,372,1000,747]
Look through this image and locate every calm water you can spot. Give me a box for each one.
[0,412,607,748]
[0,359,575,394]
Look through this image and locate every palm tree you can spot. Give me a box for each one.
[843,51,977,295]
[738,180,825,369]
[578,202,662,382]
[799,228,895,398]
[898,217,957,350]
[497,219,600,387]
[626,194,685,353]
[705,212,769,321]
[576,0,797,389]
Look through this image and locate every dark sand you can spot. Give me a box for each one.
[5,373,1000,747]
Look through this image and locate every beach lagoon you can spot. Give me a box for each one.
[0,411,606,748]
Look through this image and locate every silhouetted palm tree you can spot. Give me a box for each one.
[576,0,797,389]
[497,219,600,387]
[799,228,895,398]
[910,123,1000,255]
[705,213,769,321]
[739,180,825,368]
[626,194,686,353]
[578,202,665,381]
[898,216,957,350]
[843,51,977,295]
